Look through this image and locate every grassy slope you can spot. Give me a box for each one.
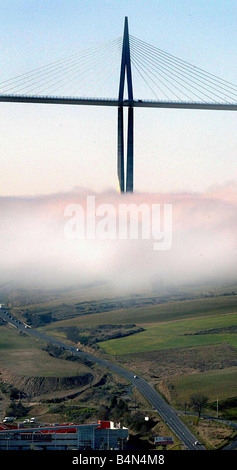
[43,294,237,329]
[0,325,90,377]
[163,367,237,404]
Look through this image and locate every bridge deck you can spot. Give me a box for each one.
[0,95,237,110]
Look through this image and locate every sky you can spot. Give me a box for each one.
[0,0,237,196]
[0,1,237,292]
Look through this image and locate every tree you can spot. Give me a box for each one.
[190,393,208,417]
[66,326,80,343]
[31,312,53,327]
[10,387,21,400]
[6,401,28,418]
[99,405,110,420]
[110,396,118,409]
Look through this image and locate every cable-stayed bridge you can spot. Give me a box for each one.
[1,17,237,192]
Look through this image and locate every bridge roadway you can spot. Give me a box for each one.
[0,94,237,111]
[0,309,205,450]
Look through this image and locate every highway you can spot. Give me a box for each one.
[0,308,205,450]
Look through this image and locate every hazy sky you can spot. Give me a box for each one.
[0,0,237,196]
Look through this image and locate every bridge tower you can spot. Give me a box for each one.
[118,17,134,193]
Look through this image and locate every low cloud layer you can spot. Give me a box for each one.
[0,182,237,291]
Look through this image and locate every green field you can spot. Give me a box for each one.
[0,325,90,377]
[99,313,237,354]
[162,367,237,404]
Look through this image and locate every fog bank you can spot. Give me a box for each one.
[0,182,237,291]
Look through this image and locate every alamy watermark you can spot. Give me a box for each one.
[64,196,172,251]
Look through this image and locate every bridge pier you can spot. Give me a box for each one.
[117,16,134,193]
[117,107,125,193]
[126,106,134,192]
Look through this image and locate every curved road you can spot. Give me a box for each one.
[0,309,205,450]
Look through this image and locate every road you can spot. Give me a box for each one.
[175,411,237,450]
[0,309,205,450]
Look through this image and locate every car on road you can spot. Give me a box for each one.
[3,417,14,423]
[195,441,201,445]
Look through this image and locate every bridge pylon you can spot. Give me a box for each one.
[118,17,134,193]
